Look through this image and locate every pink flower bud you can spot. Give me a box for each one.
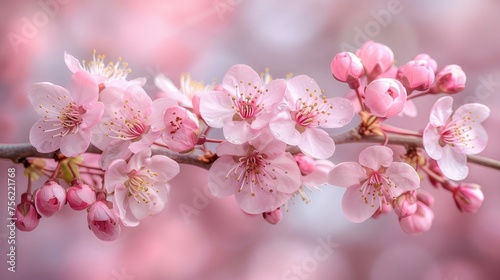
[393,191,417,218]
[399,201,434,234]
[371,201,392,219]
[364,78,407,118]
[355,41,394,79]
[262,208,282,225]
[14,193,41,232]
[87,201,121,241]
[34,180,66,217]
[66,180,96,211]
[453,183,484,213]
[416,189,435,207]
[413,53,437,73]
[401,60,435,92]
[430,65,466,94]
[330,52,364,86]
[294,153,315,175]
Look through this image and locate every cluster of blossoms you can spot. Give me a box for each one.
[14,40,490,240]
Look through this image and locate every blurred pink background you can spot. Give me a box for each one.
[1,0,500,279]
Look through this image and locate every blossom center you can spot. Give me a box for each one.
[293,88,332,128]
[83,50,131,82]
[59,102,83,132]
[359,172,396,209]
[125,169,160,204]
[439,112,479,151]
[230,81,265,119]
[104,99,149,141]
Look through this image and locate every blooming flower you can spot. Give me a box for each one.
[207,129,301,214]
[328,146,420,223]
[162,106,200,153]
[269,75,354,159]
[92,85,176,168]
[87,200,121,241]
[34,180,67,217]
[104,148,180,227]
[29,71,104,157]
[363,78,407,118]
[199,64,287,144]
[423,96,490,180]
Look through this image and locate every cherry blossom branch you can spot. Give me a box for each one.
[0,130,499,171]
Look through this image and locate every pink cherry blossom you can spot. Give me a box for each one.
[453,183,484,213]
[14,193,41,232]
[328,146,420,223]
[269,75,354,159]
[199,64,287,144]
[87,201,121,241]
[355,41,394,80]
[430,65,466,94]
[399,201,434,234]
[207,129,301,214]
[330,51,364,86]
[34,180,67,217]
[92,85,177,168]
[104,148,180,227]
[66,179,96,211]
[393,191,418,218]
[401,60,436,92]
[413,53,438,73]
[363,78,407,118]
[29,71,104,157]
[162,106,200,153]
[423,96,490,180]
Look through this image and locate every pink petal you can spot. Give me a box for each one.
[359,145,393,170]
[104,160,128,193]
[59,130,91,157]
[438,146,469,180]
[364,91,393,117]
[298,128,335,159]
[149,97,178,130]
[66,71,99,105]
[269,153,301,193]
[223,120,258,144]
[286,75,321,104]
[114,185,140,227]
[128,129,162,153]
[80,101,104,129]
[64,52,83,73]
[199,91,235,128]
[460,124,488,155]
[124,85,153,114]
[303,160,335,187]
[216,141,249,157]
[222,64,263,97]
[29,83,70,116]
[249,129,288,159]
[385,162,420,193]
[423,124,443,160]
[429,96,453,127]
[261,78,287,109]
[329,162,366,188]
[322,97,355,128]
[341,185,378,223]
[401,99,417,117]
[128,196,151,221]
[29,120,62,153]
[235,185,276,214]
[127,148,152,172]
[454,103,490,123]
[147,155,180,182]
[269,111,301,146]
[99,140,133,170]
[207,156,241,198]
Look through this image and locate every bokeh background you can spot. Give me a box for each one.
[1,0,500,279]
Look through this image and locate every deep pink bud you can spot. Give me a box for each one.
[413,53,437,73]
[67,179,96,211]
[262,207,282,225]
[34,180,66,217]
[453,183,484,213]
[364,78,407,118]
[87,201,121,241]
[14,193,41,231]
[401,60,435,92]
[430,65,466,94]
[356,41,394,79]
[294,153,315,175]
[399,201,434,234]
[393,191,417,218]
[330,52,364,86]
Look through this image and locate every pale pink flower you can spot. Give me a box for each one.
[363,78,407,118]
[330,52,364,86]
[87,201,121,241]
[393,191,418,218]
[269,75,354,159]
[401,60,435,92]
[355,41,394,80]
[162,106,200,153]
[430,65,466,94]
[199,64,287,144]
[423,96,490,180]
[155,73,214,116]
[399,201,434,234]
[66,180,96,211]
[104,148,180,227]
[34,180,67,217]
[207,129,301,214]
[328,146,420,223]
[262,207,283,225]
[92,85,176,168]
[14,193,41,232]
[453,183,484,213]
[29,71,104,157]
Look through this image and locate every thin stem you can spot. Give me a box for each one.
[205,138,224,144]
[354,87,366,111]
[380,124,423,137]
[407,90,431,100]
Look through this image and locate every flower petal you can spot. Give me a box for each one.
[359,145,393,170]
[29,83,70,116]
[321,97,355,128]
[329,162,366,188]
[66,71,99,105]
[385,162,420,194]
[429,96,453,127]
[269,153,301,193]
[341,185,378,223]
[29,119,63,153]
[127,148,152,172]
[423,124,443,160]
[298,128,335,159]
[208,156,241,198]
[199,91,235,128]
[99,140,133,170]
[59,130,91,157]
[269,111,301,146]
[222,64,263,97]
[64,52,83,73]
[438,146,469,180]
[454,103,490,123]
[104,160,128,193]
[223,120,258,144]
[148,155,180,182]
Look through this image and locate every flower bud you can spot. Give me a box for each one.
[87,201,121,241]
[330,52,364,87]
[413,53,437,73]
[393,191,417,218]
[34,180,66,217]
[67,179,96,211]
[364,78,407,118]
[14,193,41,231]
[401,60,435,92]
[262,207,282,225]
[399,201,434,234]
[453,183,484,213]
[356,41,394,79]
[430,65,466,94]
[294,153,315,175]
